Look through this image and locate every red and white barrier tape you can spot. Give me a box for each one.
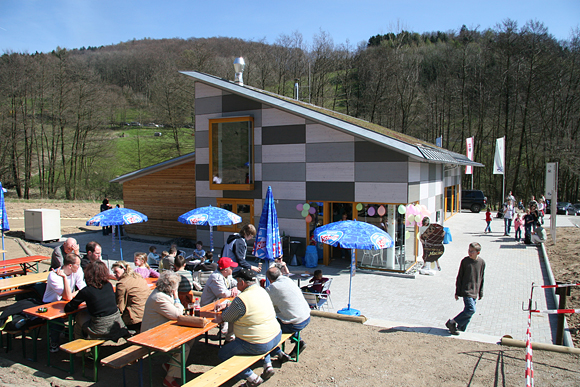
[525,312,534,387]
[538,283,579,289]
[530,308,580,314]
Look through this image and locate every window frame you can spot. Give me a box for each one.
[216,198,254,232]
[209,116,254,191]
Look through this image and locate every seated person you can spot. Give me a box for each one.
[531,222,547,244]
[81,241,102,269]
[147,245,160,267]
[188,252,218,272]
[266,266,310,362]
[134,252,160,278]
[274,257,290,275]
[161,247,178,272]
[174,255,194,292]
[65,261,129,341]
[112,260,151,332]
[201,257,239,306]
[192,241,206,261]
[215,269,281,386]
[50,237,79,270]
[302,270,329,293]
[44,252,86,352]
[141,272,186,387]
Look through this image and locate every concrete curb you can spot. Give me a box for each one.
[539,243,574,347]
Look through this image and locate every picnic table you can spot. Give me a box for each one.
[0,255,48,274]
[24,300,87,371]
[128,298,230,382]
[0,271,48,292]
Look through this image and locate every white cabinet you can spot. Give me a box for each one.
[24,209,61,242]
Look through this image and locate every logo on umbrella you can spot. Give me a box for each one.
[318,230,344,244]
[123,213,143,224]
[227,213,241,222]
[187,214,208,225]
[371,233,391,249]
[255,240,266,250]
[87,215,104,226]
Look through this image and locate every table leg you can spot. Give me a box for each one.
[181,344,186,382]
[68,315,75,375]
[46,322,51,367]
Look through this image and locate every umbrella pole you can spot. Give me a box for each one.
[209,225,213,253]
[118,226,123,260]
[337,248,360,316]
[2,230,4,261]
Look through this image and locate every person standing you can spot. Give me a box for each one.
[100,198,112,235]
[221,224,259,274]
[445,242,485,335]
[503,202,513,236]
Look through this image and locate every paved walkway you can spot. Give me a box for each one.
[4,211,577,346]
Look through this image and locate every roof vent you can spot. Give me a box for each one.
[233,57,245,85]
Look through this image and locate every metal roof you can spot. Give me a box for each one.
[180,71,484,168]
[110,152,195,183]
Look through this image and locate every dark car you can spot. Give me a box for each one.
[461,190,487,213]
[572,203,580,216]
[556,202,575,215]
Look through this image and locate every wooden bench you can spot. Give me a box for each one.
[0,288,33,300]
[1,321,45,362]
[60,338,106,382]
[184,333,293,387]
[0,267,27,278]
[101,345,151,387]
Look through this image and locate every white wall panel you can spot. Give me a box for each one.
[262,144,305,163]
[408,162,421,182]
[262,108,305,126]
[306,124,355,143]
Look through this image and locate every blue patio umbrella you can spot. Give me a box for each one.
[0,183,9,261]
[178,205,242,252]
[313,220,394,316]
[252,186,282,279]
[86,207,148,260]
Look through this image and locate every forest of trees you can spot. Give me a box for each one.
[1,20,579,205]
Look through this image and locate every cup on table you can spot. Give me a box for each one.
[187,303,195,316]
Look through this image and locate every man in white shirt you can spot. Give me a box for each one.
[503,203,514,236]
[43,253,86,352]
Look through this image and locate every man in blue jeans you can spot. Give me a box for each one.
[216,268,281,387]
[266,266,311,362]
[446,242,485,335]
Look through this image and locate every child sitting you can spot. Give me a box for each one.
[133,252,160,279]
[147,245,160,266]
[302,270,329,294]
[192,241,206,261]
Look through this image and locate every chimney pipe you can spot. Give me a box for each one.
[234,57,245,85]
[294,78,299,101]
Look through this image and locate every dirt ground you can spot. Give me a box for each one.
[1,200,579,387]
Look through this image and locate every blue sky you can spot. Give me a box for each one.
[1,0,579,54]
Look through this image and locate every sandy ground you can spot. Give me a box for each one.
[1,200,579,387]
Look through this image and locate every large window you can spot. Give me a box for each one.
[209,117,254,191]
[216,198,254,232]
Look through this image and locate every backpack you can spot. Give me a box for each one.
[0,298,43,331]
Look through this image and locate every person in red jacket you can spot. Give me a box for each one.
[484,208,492,233]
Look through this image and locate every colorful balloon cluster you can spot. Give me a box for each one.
[296,203,317,223]
[398,204,431,227]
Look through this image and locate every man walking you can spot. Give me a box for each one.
[503,202,513,236]
[445,242,485,335]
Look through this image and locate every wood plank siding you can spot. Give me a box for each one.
[122,161,197,238]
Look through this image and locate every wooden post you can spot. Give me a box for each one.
[555,283,571,345]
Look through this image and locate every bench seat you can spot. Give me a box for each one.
[184,333,293,387]
[60,338,105,382]
[101,345,151,387]
[1,321,45,361]
[0,288,33,300]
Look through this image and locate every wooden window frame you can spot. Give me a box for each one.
[209,116,254,191]
[216,198,254,232]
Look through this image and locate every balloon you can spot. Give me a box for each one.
[305,215,312,223]
[405,220,411,227]
[405,230,411,239]
[398,205,406,214]
[415,215,422,223]
[407,205,416,215]
[409,221,416,226]
[303,203,310,211]
[415,204,422,214]
[308,207,316,214]
[378,205,386,216]
[368,207,376,216]
[301,209,308,217]
[356,203,363,211]
[296,204,303,211]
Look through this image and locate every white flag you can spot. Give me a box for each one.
[465,137,474,175]
[436,136,442,147]
[493,137,505,175]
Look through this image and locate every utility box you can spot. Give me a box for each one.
[24,209,61,242]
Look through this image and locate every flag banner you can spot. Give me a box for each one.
[436,137,442,147]
[465,137,474,175]
[0,183,9,232]
[493,137,505,175]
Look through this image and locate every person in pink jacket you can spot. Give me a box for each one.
[514,214,524,242]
